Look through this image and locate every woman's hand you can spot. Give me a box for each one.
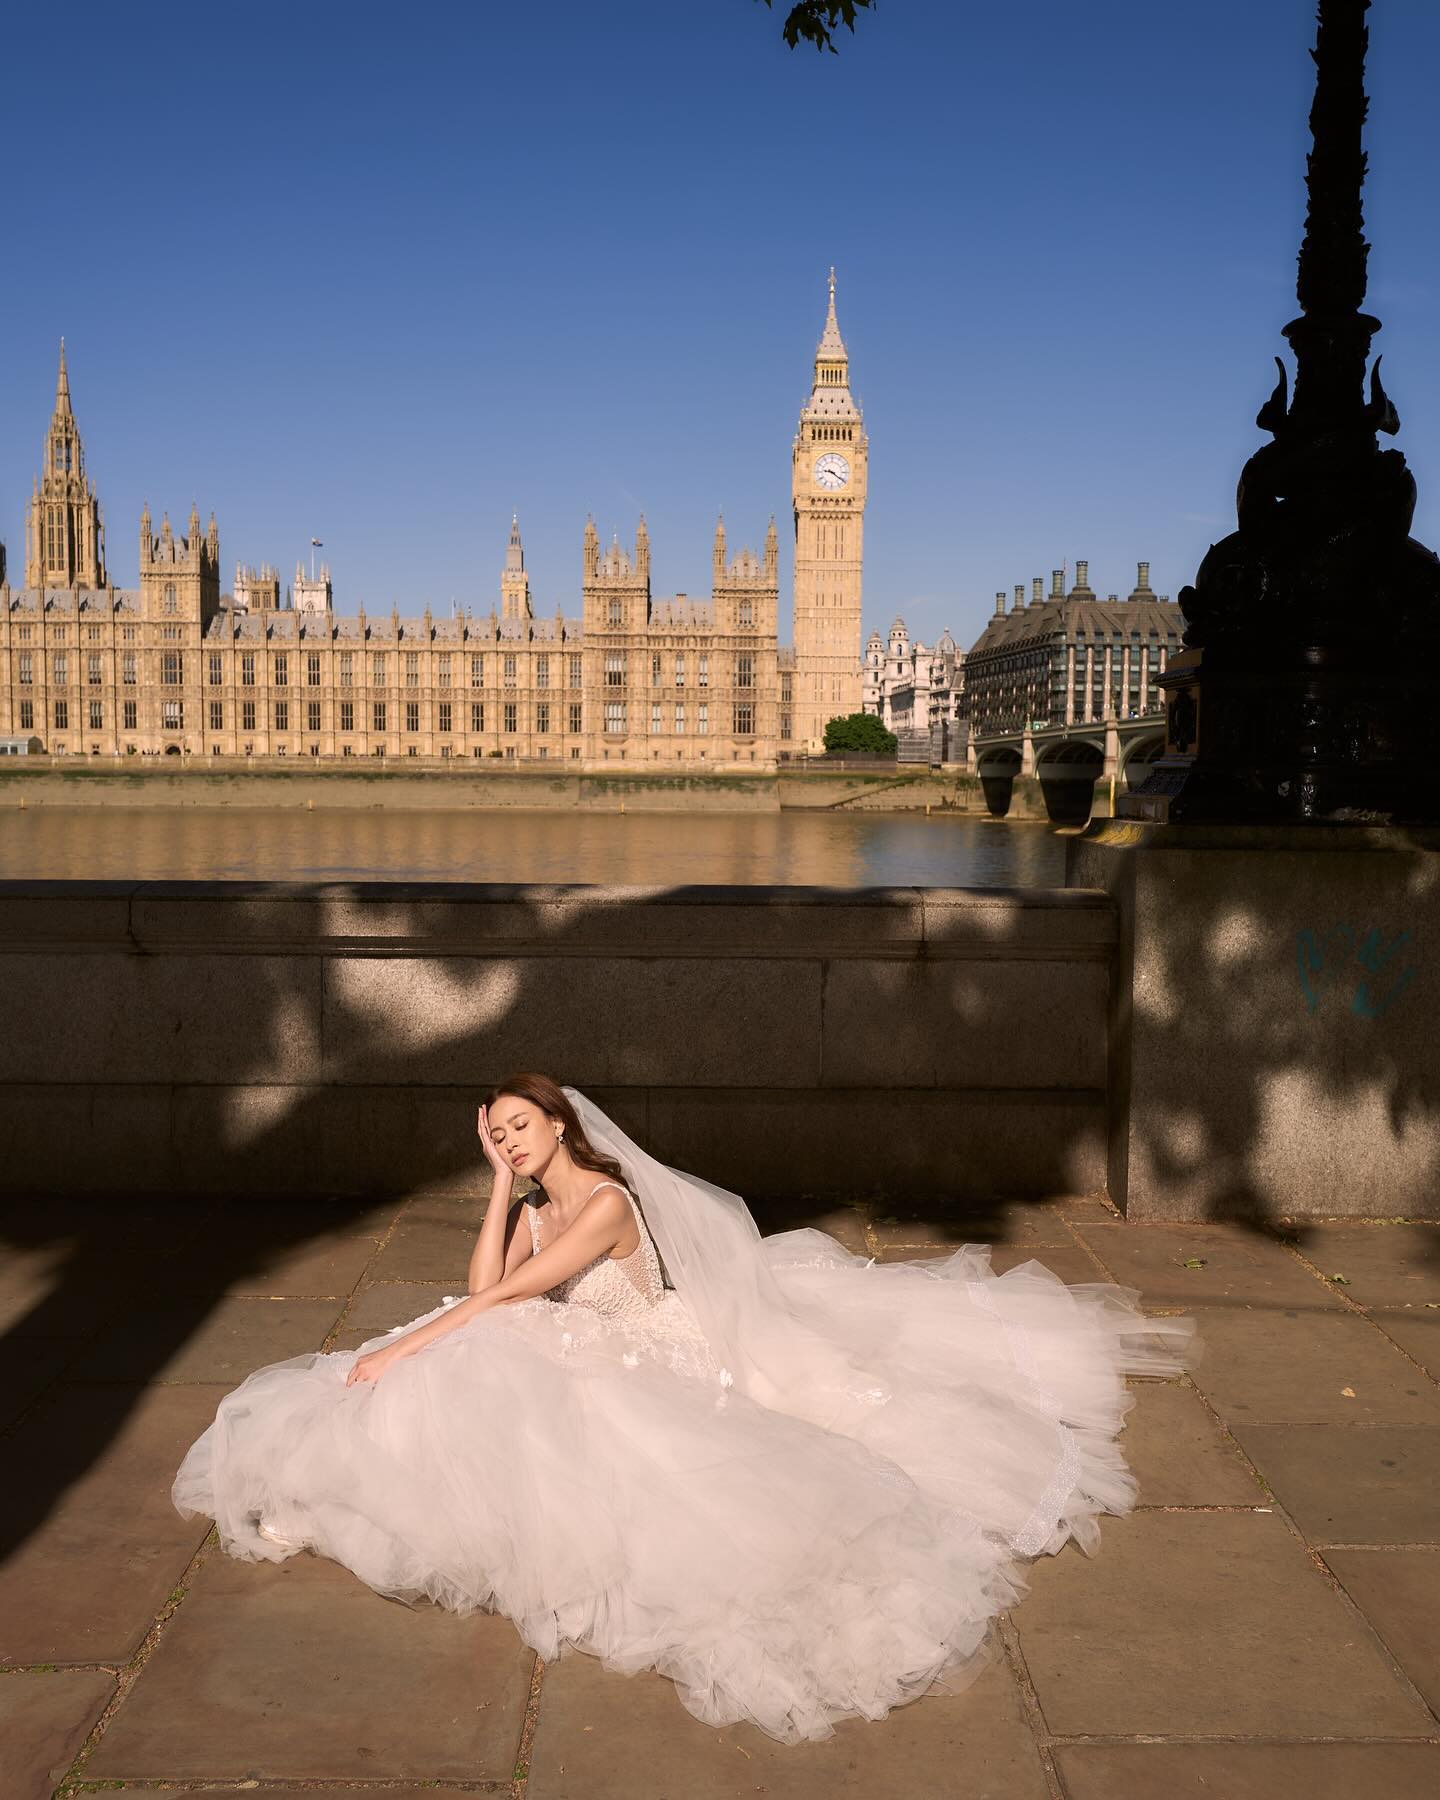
[345,1345,403,1387]
[477,1103,513,1183]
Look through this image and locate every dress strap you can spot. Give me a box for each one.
[584,1179,627,1201]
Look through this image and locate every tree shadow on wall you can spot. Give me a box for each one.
[1069,826,1440,1264]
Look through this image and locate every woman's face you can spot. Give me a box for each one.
[488,1094,562,1181]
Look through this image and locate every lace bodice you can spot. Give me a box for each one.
[526,1184,666,1318]
[524,1183,720,1385]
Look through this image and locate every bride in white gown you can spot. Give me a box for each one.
[173,1073,1193,1744]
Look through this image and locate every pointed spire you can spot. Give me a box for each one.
[817,267,847,360]
[713,513,727,574]
[54,339,72,417]
[506,512,524,572]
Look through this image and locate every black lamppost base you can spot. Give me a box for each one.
[1147,0,1440,827]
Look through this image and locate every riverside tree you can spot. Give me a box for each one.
[824,712,898,755]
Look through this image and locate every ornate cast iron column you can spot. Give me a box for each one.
[1131,0,1440,824]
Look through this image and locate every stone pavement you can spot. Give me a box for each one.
[1,1188,1437,1800]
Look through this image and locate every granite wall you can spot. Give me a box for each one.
[0,881,1113,1204]
[1068,822,1440,1223]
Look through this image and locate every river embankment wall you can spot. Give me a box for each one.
[0,881,1109,1204]
[0,762,1060,817]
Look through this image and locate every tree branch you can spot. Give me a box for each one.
[757,0,878,54]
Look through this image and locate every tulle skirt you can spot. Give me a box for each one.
[173,1230,1192,1744]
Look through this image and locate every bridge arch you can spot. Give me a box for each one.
[1119,731,1166,789]
[1034,737,1105,826]
[975,744,1021,818]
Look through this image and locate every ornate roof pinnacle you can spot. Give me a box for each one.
[55,338,72,416]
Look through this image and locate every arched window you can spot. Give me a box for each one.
[163,583,178,616]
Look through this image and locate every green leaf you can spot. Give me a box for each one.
[1181,1256,1207,1269]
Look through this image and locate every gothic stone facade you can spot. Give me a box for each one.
[0,288,867,766]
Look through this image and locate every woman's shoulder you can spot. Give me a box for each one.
[582,1178,632,1213]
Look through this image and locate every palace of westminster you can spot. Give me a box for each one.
[0,282,870,766]
[0,280,1181,768]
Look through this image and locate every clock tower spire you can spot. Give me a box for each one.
[791,270,866,752]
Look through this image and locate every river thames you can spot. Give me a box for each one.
[0,808,1068,888]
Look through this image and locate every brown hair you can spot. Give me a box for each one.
[487,1073,628,1192]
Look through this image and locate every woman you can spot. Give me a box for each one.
[174,1075,1192,1744]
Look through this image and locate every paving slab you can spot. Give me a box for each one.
[1073,1221,1339,1312]
[341,1280,453,1336]
[72,1294,345,1384]
[1289,1222,1440,1307]
[1055,1742,1440,1800]
[0,1383,224,1665]
[1230,1424,1440,1543]
[868,1198,1077,1250]
[0,1336,76,1433]
[87,1552,533,1783]
[365,1209,480,1283]
[218,1233,380,1297]
[195,1197,404,1238]
[527,1649,1049,1800]
[1013,1510,1429,1737]
[1121,1379,1263,1507]
[1053,1195,1121,1223]
[0,1669,116,1800]
[1373,1305,1440,1379]
[112,1790,481,1800]
[1325,1548,1440,1712]
[1186,1309,1440,1426]
[156,1226,383,1298]
[990,1244,1109,1284]
[0,1243,121,1338]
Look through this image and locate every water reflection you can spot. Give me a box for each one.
[0,807,1067,888]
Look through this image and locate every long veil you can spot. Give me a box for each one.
[565,1087,879,1425]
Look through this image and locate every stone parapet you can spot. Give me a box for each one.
[1068,821,1440,1223]
[0,881,1112,1204]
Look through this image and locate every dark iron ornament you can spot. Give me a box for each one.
[1126,0,1440,824]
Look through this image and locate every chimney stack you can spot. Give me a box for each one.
[1050,569,1064,599]
[1074,558,1090,592]
[994,590,1006,617]
[1136,560,1152,592]
[1032,577,1044,604]
[1014,585,1025,611]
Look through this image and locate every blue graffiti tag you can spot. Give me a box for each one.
[1296,926,1417,1019]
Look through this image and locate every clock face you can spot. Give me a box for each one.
[813,452,850,491]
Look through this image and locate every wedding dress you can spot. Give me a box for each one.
[173,1090,1192,1744]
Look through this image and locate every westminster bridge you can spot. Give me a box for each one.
[966,713,1168,824]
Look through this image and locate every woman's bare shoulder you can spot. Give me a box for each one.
[581,1180,630,1217]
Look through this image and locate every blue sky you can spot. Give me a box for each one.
[4,0,1439,649]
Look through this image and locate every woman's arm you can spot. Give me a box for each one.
[345,1185,631,1384]
[468,1103,521,1294]
[468,1196,532,1294]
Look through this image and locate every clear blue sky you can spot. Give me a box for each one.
[5,0,1439,650]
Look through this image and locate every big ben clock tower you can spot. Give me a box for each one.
[792,270,867,752]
